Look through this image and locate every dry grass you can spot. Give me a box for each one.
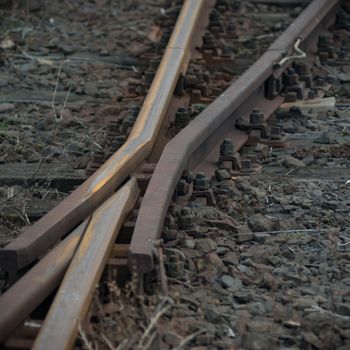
[75,264,209,350]
[76,276,175,350]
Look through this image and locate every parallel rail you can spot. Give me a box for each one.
[0,0,342,348]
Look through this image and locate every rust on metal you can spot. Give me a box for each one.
[0,219,90,343]
[128,0,340,277]
[33,179,140,350]
[0,0,208,281]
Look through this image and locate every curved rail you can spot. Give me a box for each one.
[0,0,208,281]
[128,0,340,276]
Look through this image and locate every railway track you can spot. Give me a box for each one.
[0,0,348,348]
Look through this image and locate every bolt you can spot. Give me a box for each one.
[175,107,190,128]
[210,9,221,23]
[250,109,264,124]
[166,258,184,278]
[220,138,234,156]
[178,207,195,230]
[177,179,189,196]
[193,172,210,191]
[318,51,329,63]
[203,32,215,48]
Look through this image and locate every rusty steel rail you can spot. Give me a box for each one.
[0,0,210,281]
[33,179,139,350]
[128,0,341,277]
[0,220,90,343]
